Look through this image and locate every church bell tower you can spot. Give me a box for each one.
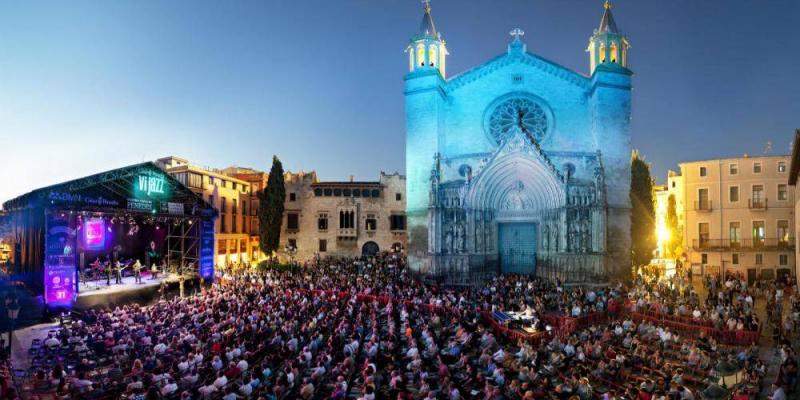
[588,1,630,74]
[407,0,448,78]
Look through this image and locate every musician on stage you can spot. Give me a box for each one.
[114,260,123,284]
[151,261,160,280]
[106,259,113,286]
[133,259,143,284]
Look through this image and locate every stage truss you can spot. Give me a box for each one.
[166,218,201,276]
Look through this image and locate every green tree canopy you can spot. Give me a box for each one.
[630,151,656,268]
[665,193,683,259]
[258,156,285,259]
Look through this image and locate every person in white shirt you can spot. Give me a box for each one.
[213,372,228,389]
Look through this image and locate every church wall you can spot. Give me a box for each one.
[443,59,594,158]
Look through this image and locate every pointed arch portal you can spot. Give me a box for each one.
[465,150,565,274]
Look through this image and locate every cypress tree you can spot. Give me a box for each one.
[630,151,656,269]
[258,156,285,260]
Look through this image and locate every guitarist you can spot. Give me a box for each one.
[114,260,123,284]
[133,259,143,284]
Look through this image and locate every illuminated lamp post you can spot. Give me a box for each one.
[5,295,19,354]
[284,245,297,266]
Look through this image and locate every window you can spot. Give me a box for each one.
[287,213,299,230]
[333,189,342,197]
[732,253,739,265]
[698,223,710,246]
[221,180,227,188]
[220,197,227,213]
[289,192,296,202]
[323,188,332,196]
[318,213,328,230]
[729,186,739,202]
[701,253,708,264]
[365,214,377,231]
[220,215,227,234]
[778,184,788,201]
[753,162,762,173]
[343,189,352,197]
[778,220,790,244]
[319,239,327,253]
[314,188,323,196]
[362,189,371,198]
[339,210,354,229]
[752,185,764,203]
[232,183,237,191]
[755,253,763,265]
[208,195,214,207]
[778,161,787,173]
[752,221,765,246]
[729,222,741,246]
[780,254,789,265]
[218,240,227,254]
[353,189,361,197]
[396,193,402,201]
[699,166,707,177]
[729,163,738,175]
[390,215,407,231]
[188,172,203,188]
[287,239,297,250]
[371,189,380,198]
[697,188,710,210]
[671,181,675,188]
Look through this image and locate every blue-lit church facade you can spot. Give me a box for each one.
[405,2,632,283]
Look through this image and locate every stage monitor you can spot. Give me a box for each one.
[83,218,106,250]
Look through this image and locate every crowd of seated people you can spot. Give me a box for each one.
[16,254,774,399]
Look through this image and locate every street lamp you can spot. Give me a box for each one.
[284,245,297,266]
[5,295,19,354]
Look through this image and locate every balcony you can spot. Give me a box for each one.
[337,228,358,240]
[693,200,712,212]
[748,198,768,210]
[692,237,794,251]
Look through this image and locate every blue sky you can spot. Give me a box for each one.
[1,0,798,203]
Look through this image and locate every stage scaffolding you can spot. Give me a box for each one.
[166,217,201,276]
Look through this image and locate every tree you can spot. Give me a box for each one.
[258,156,285,260]
[665,193,683,259]
[630,151,656,268]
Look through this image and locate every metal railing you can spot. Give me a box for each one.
[692,237,793,250]
[748,198,768,210]
[693,200,712,212]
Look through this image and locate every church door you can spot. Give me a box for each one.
[498,223,537,275]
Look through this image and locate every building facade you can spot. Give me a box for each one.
[280,171,407,261]
[220,166,268,262]
[660,155,795,283]
[405,2,632,282]
[787,129,800,280]
[156,157,255,267]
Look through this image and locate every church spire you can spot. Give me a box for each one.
[407,0,448,78]
[598,0,619,33]
[587,1,630,74]
[419,0,437,37]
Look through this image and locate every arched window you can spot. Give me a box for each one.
[622,46,627,66]
[429,45,437,67]
[599,43,606,63]
[417,44,425,67]
[609,42,618,63]
[409,50,414,71]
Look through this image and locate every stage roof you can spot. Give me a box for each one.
[3,162,215,217]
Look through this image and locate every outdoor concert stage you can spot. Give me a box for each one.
[1,162,216,311]
[75,273,189,309]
